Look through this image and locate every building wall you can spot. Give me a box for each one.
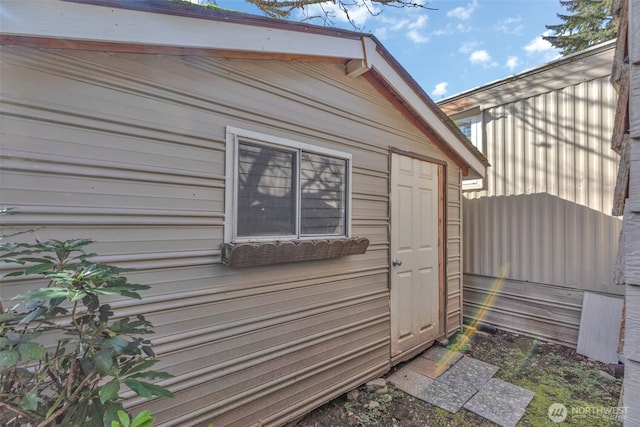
[623,0,640,423]
[452,69,622,345]
[0,46,463,426]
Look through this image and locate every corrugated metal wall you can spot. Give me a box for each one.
[461,74,622,345]
[0,46,463,426]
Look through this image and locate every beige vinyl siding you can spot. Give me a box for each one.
[457,70,621,345]
[0,46,462,426]
[447,166,463,334]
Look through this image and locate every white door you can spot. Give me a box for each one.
[390,153,441,357]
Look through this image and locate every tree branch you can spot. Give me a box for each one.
[0,402,36,424]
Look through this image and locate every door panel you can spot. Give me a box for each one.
[390,153,441,357]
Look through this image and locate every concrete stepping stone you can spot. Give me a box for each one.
[419,356,499,413]
[437,356,499,390]
[411,357,449,379]
[464,378,535,427]
[419,346,463,379]
[419,376,479,413]
[386,365,434,397]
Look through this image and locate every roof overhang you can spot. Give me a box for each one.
[0,0,488,178]
[438,39,616,116]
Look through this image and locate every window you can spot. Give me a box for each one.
[456,115,484,190]
[225,127,351,242]
[456,115,482,151]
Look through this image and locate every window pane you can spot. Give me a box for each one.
[457,119,472,139]
[237,142,296,237]
[300,152,346,236]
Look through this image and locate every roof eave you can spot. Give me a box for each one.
[0,0,488,177]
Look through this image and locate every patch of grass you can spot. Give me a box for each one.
[504,350,622,426]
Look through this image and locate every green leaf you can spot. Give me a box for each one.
[141,346,155,358]
[104,337,130,355]
[99,379,120,404]
[26,287,69,300]
[4,270,26,277]
[70,291,88,302]
[19,306,47,324]
[80,357,95,375]
[120,359,156,377]
[130,370,173,381]
[130,410,154,427]
[103,401,124,427]
[6,332,26,344]
[0,350,19,370]
[46,390,67,419]
[95,349,114,375]
[25,297,47,309]
[20,392,38,411]
[17,342,46,360]
[0,337,10,349]
[24,262,55,275]
[124,379,174,399]
[117,409,131,427]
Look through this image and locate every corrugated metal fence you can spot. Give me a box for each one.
[463,75,622,345]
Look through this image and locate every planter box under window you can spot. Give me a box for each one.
[221,237,369,268]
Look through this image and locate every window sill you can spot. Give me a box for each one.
[221,237,369,268]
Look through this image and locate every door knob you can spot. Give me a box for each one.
[392,259,403,267]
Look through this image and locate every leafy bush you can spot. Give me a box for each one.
[0,237,173,427]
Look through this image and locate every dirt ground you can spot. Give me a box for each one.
[294,329,624,427]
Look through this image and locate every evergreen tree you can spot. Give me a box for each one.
[544,0,616,55]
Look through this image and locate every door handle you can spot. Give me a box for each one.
[392,259,403,267]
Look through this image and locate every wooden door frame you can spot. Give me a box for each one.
[389,147,448,364]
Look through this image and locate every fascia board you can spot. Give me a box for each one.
[0,0,364,60]
[363,37,486,178]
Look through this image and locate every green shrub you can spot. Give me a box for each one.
[0,235,173,427]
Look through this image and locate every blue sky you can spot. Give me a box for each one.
[198,0,565,99]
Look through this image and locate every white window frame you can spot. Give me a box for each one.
[456,115,485,191]
[225,127,352,243]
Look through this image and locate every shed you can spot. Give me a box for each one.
[438,41,622,347]
[0,1,487,425]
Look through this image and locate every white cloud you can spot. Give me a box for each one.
[406,15,429,44]
[433,82,449,97]
[460,41,481,54]
[456,23,472,33]
[506,56,520,71]
[470,50,491,64]
[524,34,552,54]
[447,0,478,20]
[524,30,561,61]
[431,82,449,96]
[495,16,523,36]
[469,49,498,67]
[409,14,428,29]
